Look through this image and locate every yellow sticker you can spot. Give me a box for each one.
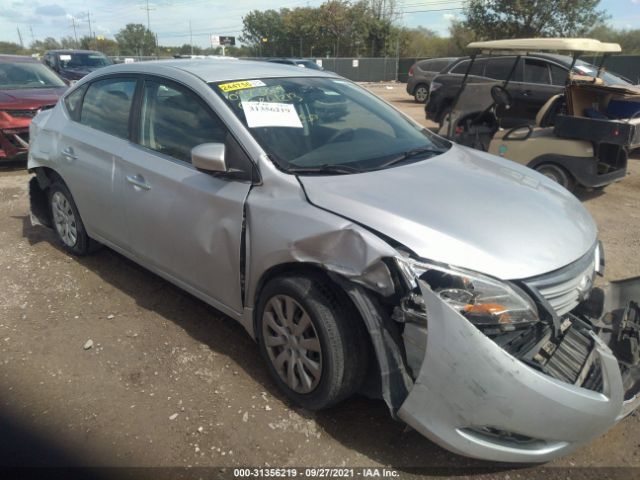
[218,79,266,92]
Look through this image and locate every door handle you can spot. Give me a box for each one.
[126,174,151,191]
[521,89,533,96]
[61,147,77,161]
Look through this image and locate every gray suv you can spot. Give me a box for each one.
[406,57,459,103]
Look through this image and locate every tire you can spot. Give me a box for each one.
[48,180,99,255]
[535,164,575,192]
[413,84,429,103]
[256,274,368,410]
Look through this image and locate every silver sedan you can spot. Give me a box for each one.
[27,59,640,463]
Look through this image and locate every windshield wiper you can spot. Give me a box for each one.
[375,147,446,170]
[287,163,363,175]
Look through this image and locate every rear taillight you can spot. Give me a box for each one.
[408,66,414,77]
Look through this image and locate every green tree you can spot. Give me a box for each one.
[463,0,608,39]
[0,41,30,55]
[30,37,61,53]
[115,23,156,56]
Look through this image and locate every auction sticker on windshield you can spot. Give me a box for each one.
[218,80,266,92]
[242,101,303,128]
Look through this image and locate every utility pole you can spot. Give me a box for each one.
[70,16,78,44]
[140,1,155,57]
[16,27,24,48]
[189,20,193,55]
[29,25,35,45]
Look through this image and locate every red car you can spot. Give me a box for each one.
[0,55,67,162]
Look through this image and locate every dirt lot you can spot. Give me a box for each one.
[0,83,639,476]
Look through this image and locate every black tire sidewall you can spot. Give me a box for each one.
[536,164,573,191]
[256,275,361,410]
[48,181,91,255]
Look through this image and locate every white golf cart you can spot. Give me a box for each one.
[439,38,640,191]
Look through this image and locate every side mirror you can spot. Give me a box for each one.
[191,143,227,173]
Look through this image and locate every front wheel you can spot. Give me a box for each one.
[256,274,368,410]
[535,164,575,192]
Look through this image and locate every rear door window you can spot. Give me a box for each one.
[80,77,137,139]
[550,64,568,85]
[524,59,551,84]
[450,59,485,76]
[485,57,522,81]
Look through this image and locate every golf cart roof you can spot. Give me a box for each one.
[467,38,621,53]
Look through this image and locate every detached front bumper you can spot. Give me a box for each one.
[397,279,640,463]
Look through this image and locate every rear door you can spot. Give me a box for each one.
[121,76,253,315]
[57,75,138,247]
[514,58,564,122]
[483,56,525,126]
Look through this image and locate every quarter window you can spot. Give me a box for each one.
[139,79,228,163]
[80,77,136,139]
[63,84,87,121]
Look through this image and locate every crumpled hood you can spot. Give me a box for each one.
[299,145,597,280]
[0,87,66,109]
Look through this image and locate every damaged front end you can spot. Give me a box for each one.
[390,246,640,463]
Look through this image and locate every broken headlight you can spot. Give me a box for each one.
[396,257,539,331]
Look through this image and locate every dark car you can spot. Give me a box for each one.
[43,50,112,81]
[0,55,67,162]
[406,57,458,103]
[266,58,324,70]
[426,53,631,128]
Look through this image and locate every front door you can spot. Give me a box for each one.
[121,77,252,314]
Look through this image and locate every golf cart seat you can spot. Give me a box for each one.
[535,94,565,128]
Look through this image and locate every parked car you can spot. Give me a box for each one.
[266,58,323,70]
[436,38,639,192]
[406,57,458,103]
[43,50,112,81]
[427,52,631,128]
[27,59,640,463]
[0,55,67,162]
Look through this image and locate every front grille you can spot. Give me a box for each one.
[524,246,597,316]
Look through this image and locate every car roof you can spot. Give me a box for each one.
[46,50,105,55]
[450,52,575,67]
[0,54,39,63]
[86,59,337,83]
[468,38,621,53]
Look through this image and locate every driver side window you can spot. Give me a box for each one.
[139,79,228,163]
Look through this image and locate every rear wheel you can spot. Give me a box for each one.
[256,274,368,410]
[535,164,575,192]
[413,84,429,103]
[48,180,99,255]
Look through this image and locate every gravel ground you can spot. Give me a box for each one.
[0,83,639,477]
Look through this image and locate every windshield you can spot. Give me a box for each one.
[213,77,449,174]
[573,60,630,85]
[0,61,66,89]
[57,53,111,69]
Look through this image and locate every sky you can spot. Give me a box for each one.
[1,0,638,49]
